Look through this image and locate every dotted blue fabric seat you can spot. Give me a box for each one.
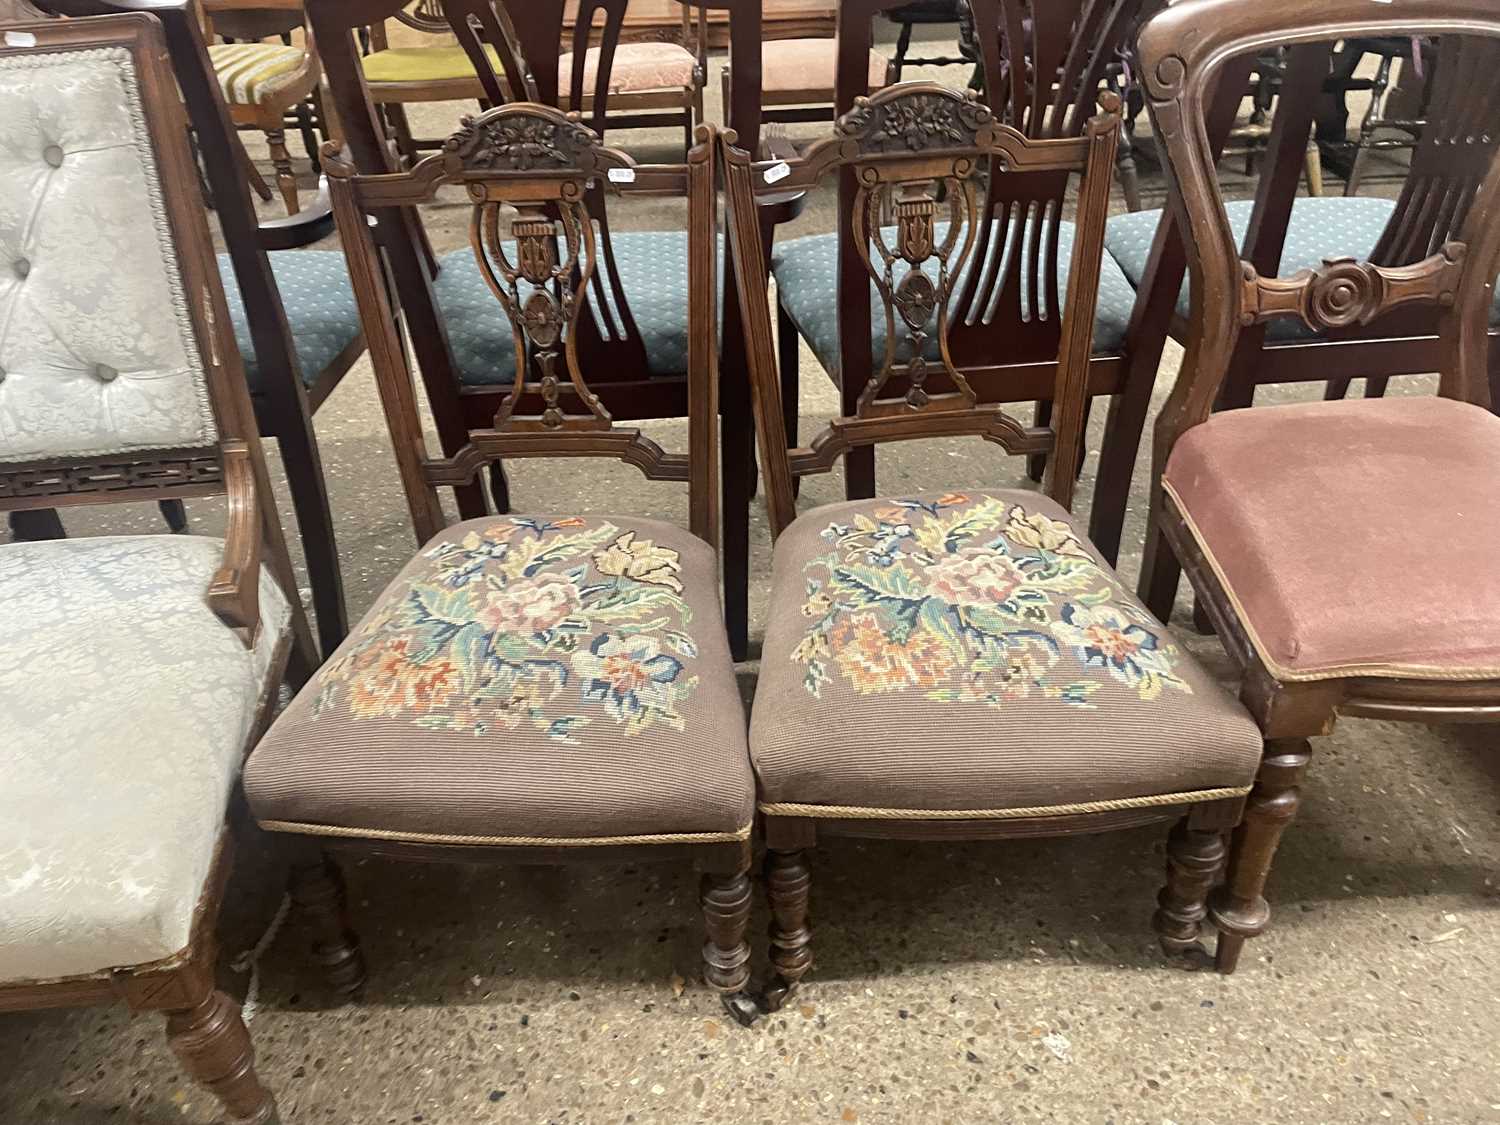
[771,219,1138,380]
[1103,195,1500,341]
[433,230,719,386]
[216,250,362,390]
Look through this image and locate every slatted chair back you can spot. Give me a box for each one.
[831,0,1152,376]
[1140,0,1500,464]
[722,81,1122,536]
[326,104,721,544]
[0,12,310,654]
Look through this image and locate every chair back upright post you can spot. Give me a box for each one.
[327,106,721,545]
[722,80,1122,538]
[1138,0,1500,477]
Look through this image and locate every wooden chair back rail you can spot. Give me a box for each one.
[724,82,1121,538]
[327,104,720,545]
[1140,0,1500,461]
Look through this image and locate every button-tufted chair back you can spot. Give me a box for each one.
[0,14,314,655]
[0,34,218,464]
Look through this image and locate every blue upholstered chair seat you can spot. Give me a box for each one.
[1103,195,1500,341]
[216,250,362,389]
[432,230,714,387]
[771,219,1138,379]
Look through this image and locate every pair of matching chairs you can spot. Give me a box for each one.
[238,4,1275,1028]
[0,16,325,1123]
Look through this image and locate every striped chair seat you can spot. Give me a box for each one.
[209,42,309,106]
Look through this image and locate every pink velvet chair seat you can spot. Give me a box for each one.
[560,42,697,94]
[1163,396,1500,682]
[761,39,889,95]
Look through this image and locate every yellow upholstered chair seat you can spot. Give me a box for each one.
[208,42,309,105]
[362,43,504,85]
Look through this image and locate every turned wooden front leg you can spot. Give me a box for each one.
[1153,816,1227,967]
[264,127,298,215]
[1208,737,1312,973]
[290,854,366,995]
[762,848,812,1012]
[165,989,279,1125]
[700,869,756,1026]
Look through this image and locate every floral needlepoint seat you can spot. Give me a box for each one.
[244,516,754,844]
[751,492,1262,818]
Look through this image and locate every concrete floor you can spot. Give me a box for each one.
[4,43,1499,1125]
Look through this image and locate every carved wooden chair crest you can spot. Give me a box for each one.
[720,82,1266,1009]
[1135,0,1500,973]
[765,0,1154,510]
[0,15,323,1123]
[243,108,762,1025]
[312,0,756,655]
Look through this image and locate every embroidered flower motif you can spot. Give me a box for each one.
[316,519,699,741]
[593,530,685,592]
[793,495,1190,709]
[1050,602,1186,700]
[572,634,691,729]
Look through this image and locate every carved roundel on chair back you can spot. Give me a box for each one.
[392,0,451,34]
[0,46,216,464]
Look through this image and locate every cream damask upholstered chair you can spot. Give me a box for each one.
[0,15,324,1122]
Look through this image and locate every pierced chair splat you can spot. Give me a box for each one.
[242,107,761,1025]
[720,81,1264,1009]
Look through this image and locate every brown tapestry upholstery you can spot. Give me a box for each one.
[750,492,1261,816]
[1164,396,1500,682]
[244,516,754,843]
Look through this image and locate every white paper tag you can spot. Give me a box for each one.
[607,167,636,184]
[763,161,791,185]
[5,31,38,46]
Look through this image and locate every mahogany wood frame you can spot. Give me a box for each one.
[29,0,361,654]
[292,107,757,1024]
[1134,0,1500,972]
[1088,32,1500,567]
[720,84,1247,1007]
[0,16,329,1122]
[764,0,1158,513]
[311,0,756,657]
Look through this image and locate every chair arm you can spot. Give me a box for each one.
[206,443,263,648]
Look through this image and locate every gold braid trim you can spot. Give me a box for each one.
[758,786,1250,820]
[257,820,752,847]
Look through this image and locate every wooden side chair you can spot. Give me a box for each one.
[241,105,761,1024]
[313,0,756,656]
[200,0,322,214]
[0,15,323,1121]
[1135,0,1500,972]
[1090,32,1500,563]
[28,0,365,654]
[720,83,1264,1008]
[767,0,1151,506]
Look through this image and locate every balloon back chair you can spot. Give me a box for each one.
[240,108,763,1024]
[1136,0,1500,971]
[720,82,1265,1009]
[0,14,320,1122]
